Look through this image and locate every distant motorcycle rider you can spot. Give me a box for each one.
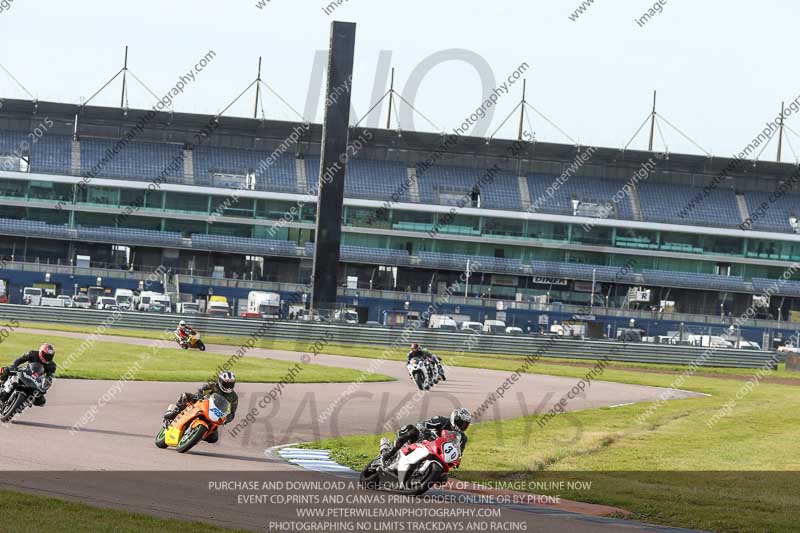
[162,371,238,444]
[0,343,56,406]
[408,343,440,382]
[175,320,196,347]
[380,407,471,464]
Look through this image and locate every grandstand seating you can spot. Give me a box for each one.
[641,270,748,292]
[193,146,297,192]
[0,129,72,175]
[77,226,183,247]
[80,138,184,182]
[526,174,635,219]
[530,260,637,283]
[418,251,522,273]
[417,166,522,211]
[638,183,740,227]
[742,192,800,233]
[341,245,411,265]
[191,234,303,257]
[751,277,800,297]
[0,218,71,239]
[305,158,413,201]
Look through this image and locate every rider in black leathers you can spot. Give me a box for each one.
[380,408,471,464]
[162,371,238,443]
[0,343,56,406]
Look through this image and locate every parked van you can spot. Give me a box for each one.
[96,297,118,311]
[40,297,66,308]
[22,287,43,306]
[482,320,506,333]
[114,289,135,311]
[428,314,458,331]
[460,321,483,333]
[72,294,91,309]
[138,291,171,313]
[207,296,230,317]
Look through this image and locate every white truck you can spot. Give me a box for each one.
[114,289,135,311]
[176,302,201,315]
[428,314,458,331]
[138,291,171,313]
[460,321,484,332]
[40,296,66,308]
[96,296,119,311]
[22,287,43,306]
[482,319,507,333]
[245,291,281,319]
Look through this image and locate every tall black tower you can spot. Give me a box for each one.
[311,21,356,313]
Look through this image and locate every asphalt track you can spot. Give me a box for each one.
[0,330,704,532]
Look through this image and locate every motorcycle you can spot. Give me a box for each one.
[176,331,206,351]
[407,357,430,390]
[155,393,230,453]
[360,429,463,495]
[432,356,446,382]
[0,363,49,423]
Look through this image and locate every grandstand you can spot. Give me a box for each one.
[1,97,800,332]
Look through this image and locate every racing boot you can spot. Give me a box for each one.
[380,437,400,467]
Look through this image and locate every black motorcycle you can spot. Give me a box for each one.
[0,362,49,422]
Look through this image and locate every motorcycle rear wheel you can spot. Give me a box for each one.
[176,424,206,453]
[0,391,28,422]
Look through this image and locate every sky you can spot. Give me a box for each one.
[1,0,799,161]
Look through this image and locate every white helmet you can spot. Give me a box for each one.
[218,371,236,393]
[450,407,472,431]
[179,320,187,327]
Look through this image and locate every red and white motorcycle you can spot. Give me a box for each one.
[360,430,463,495]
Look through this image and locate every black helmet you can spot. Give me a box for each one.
[218,371,236,393]
[38,343,55,364]
[450,407,471,432]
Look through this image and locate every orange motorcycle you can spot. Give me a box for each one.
[155,393,230,453]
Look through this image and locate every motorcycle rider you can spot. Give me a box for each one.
[162,371,238,443]
[0,343,56,406]
[380,407,471,465]
[175,320,196,347]
[407,343,440,382]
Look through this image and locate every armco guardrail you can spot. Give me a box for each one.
[0,304,777,369]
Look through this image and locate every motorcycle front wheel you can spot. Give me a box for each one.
[405,462,443,495]
[197,341,206,351]
[0,391,28,422]
[359,458,381,489]
[155,427,168,449]
[413,371,426,390]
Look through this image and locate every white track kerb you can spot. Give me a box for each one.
[276,447,355,474]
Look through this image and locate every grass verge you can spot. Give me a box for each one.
[308,365,800,533]
[0,490,249,533]
[0,332,392,383]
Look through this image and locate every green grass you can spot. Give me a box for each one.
[308,366,800,532]
[0,490,250,533]
[15,320,799,380]
[0,332,393,383]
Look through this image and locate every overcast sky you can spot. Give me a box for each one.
[1,0,798,160]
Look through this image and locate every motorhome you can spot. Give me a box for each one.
[87,286,105,305]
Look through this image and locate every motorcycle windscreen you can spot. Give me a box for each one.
[208,393,231,422]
